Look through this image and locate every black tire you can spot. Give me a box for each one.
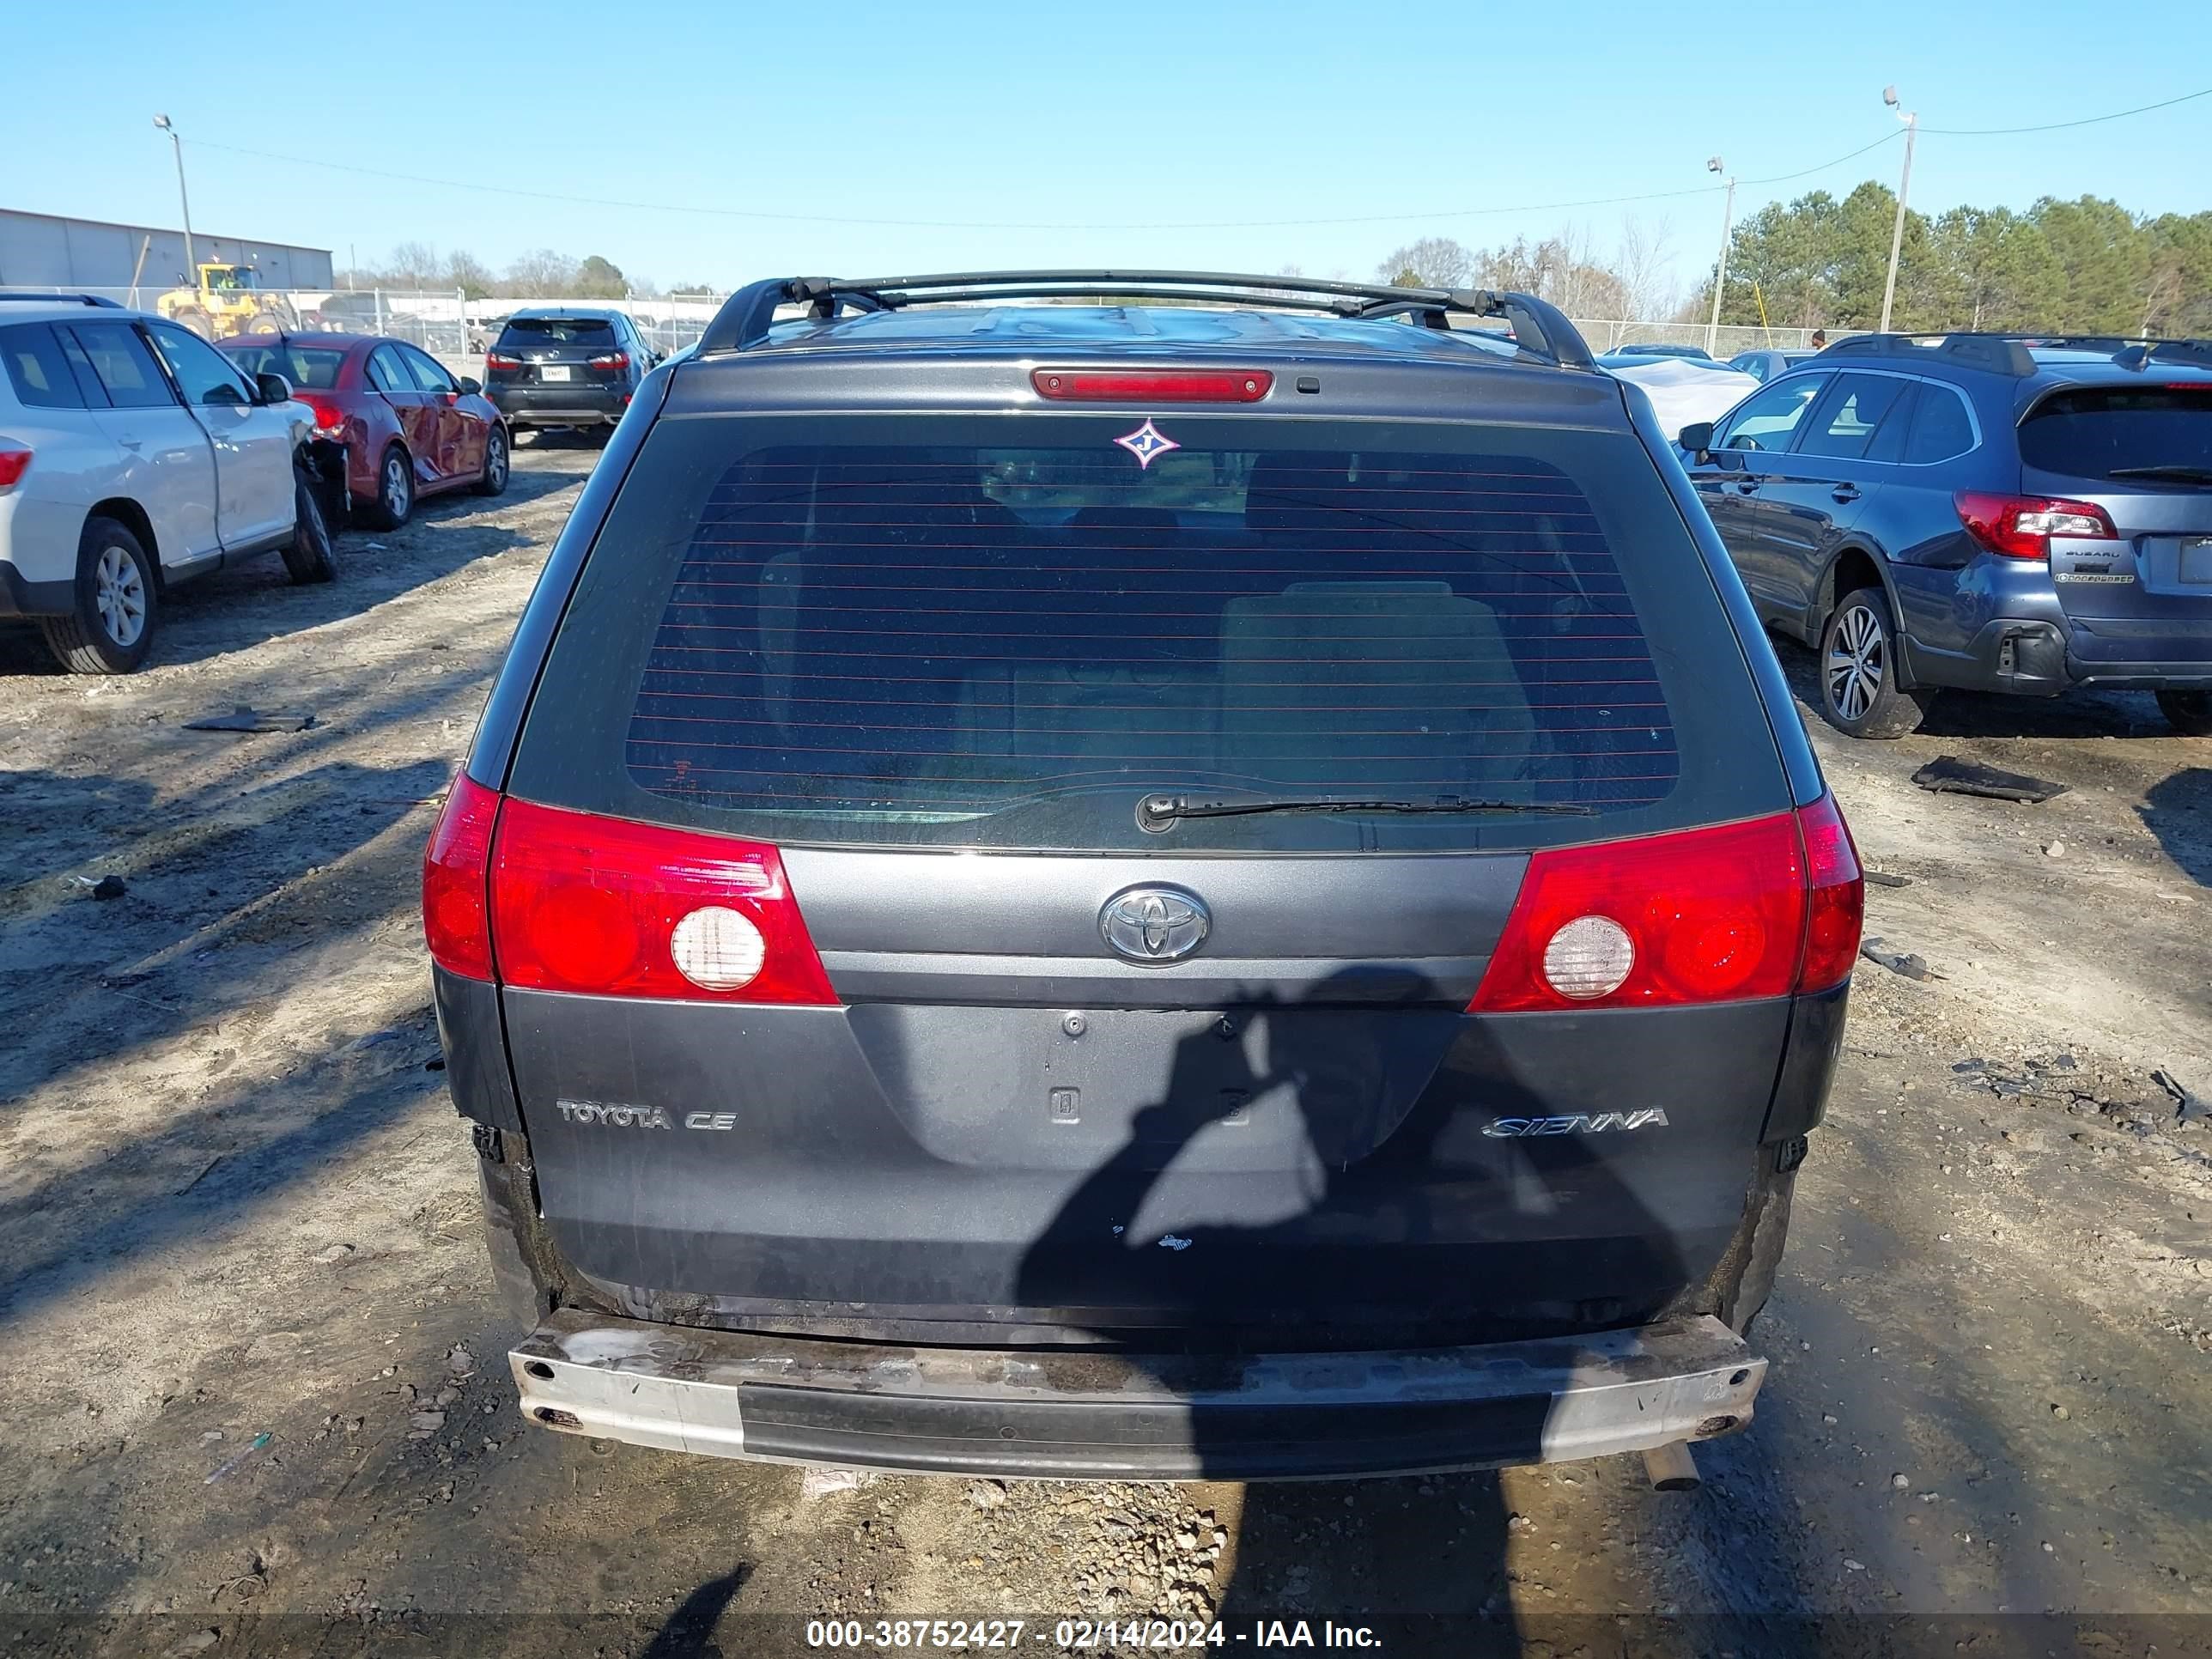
[368,443,414,530]
[2156,690,2212,737]
[41,516,159,675]
[473,423,510,496]
[1817,586,1930,738]
[281,471,337,584]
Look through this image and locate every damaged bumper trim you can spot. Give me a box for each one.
[510,1310,1765,1480]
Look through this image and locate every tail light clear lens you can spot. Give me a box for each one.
[488,799,833,1005]
[1954,490,2117,559]
[586,351,629,371]
[485,351,523,370]
[422,773,501,980]
[1470,797,1863,1012]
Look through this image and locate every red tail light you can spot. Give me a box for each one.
[422,773,501,981]
[1033,368,1273,403]
[1468,797,1863,1013]
[1954,491,2116,560]
[586,351,629,371]
[1795,792,1863,994]
[485,350,524,371]
[0,445,31,488]
[295,393,346,433]
[488,799,834,1005]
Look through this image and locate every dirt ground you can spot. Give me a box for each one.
[2,443,2208,1658]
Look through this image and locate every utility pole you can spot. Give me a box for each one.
[152,114,196,275]
[1879,87,1918,333]
[1705,156,1736,356]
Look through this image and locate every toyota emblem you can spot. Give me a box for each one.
[1099,885,1212,964]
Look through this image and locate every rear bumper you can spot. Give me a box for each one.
[487,385,627,426]
[1916,615,2212,695]
[510,1308,1764,1480]
[0,561,74,619]
[2063,614,2212,690]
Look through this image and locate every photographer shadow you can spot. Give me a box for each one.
[1013,971,1706,1652]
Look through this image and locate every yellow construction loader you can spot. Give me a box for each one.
[157,264,299,340]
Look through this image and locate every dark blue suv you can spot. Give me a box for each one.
[1677,333,2212,738]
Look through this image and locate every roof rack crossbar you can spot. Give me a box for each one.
[696,270,1595,367]
[854,283,1369,315]
[1826,329,2212,377]
[1824,331,2039,377]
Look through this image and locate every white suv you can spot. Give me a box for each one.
[0,295,337,673]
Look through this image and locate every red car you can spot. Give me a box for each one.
[218,333,507,528]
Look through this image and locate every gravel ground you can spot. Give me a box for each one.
[1,441,2207,1657]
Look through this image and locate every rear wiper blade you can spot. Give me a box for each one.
[2105,465,2212,484]
[1138,793,1595,829]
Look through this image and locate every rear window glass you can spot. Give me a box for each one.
[2020,386,2212,482]
[0,324,83,409]
[512,414,1789,854]
[499,317,617,348]
[223,343,347,389]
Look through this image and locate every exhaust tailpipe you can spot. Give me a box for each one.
[1643,1440,1701,1492]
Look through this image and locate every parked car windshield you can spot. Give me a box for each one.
[222,343,347,389]
[512,412,1786,854]
[499,317,618,348]
[2019,386,2212,482]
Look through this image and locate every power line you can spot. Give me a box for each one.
[185,131,1881,234]
[1740,128,1904,185]
[1920,84,2210,136]
[185,82,2209,238]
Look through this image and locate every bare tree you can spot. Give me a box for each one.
[1614,216,1680,321]
[384,241,442,289]
[444,250,495,298]
[1375,237,1475,289]
[503,249,582,299]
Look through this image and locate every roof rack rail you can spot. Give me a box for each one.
[0,290,123,308]
[1822,332,2038,376]
[696,270,1595,368]
[2108,337,2212,371]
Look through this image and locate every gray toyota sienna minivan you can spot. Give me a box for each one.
[424,271,1863,1481]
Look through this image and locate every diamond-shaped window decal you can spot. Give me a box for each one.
[1115,420,1180,470]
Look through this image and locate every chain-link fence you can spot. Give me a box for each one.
[0,283,474,352]
[1572,319,1844,355]
[3,283,1846,372]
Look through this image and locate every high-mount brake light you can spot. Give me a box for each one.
[1032,368,1273,403]
[488,799,834,1005]
[1469,796,1863,1012]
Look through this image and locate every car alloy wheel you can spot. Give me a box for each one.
[1826,600,1885,723]
[382,452,410,522]
[486,430,507,489]
[94,544,148,647]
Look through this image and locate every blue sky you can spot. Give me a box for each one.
[5,0,2208,300]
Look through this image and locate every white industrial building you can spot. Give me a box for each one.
[0,208,334,295]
